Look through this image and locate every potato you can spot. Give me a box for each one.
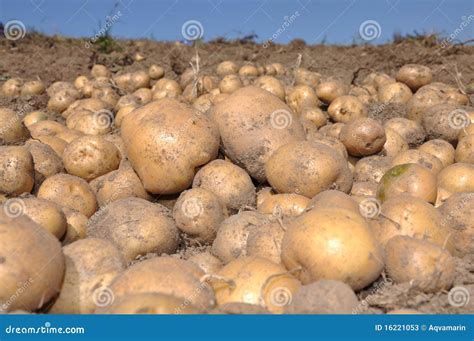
[316,80,349,104]
[87,198,179,262]
[91,87,119,107]
[239,64,259,77]
[265,141,352,198]
[47,88,80,113]
[0,146,34,196]
[173,188,227,244]
[0,210,65,312]
[211,86,305,182]
[99,293,202,314]
[406,88,445,123]
[212,211,270,264]
[319,122,345,139]
[217,61,239,77]
[285,85,319,113]
[308,190,359,213]
[62,207,88,245]
[258,193,310,217]
[372,194,455,253]
[354,155,392,183]
[218,74,242,94]
[19,197,67,239]
[384,117,425,147]
[50,238,126,313]
[327,95,367,123]
[294,68,321,88]
[121,98,219,194]
[109,257,216,311]
[23,111,48,128]
[339,118,386,156]
[62,135,121,182]
[24,140,64,182]
[385,236,455,292]
[133,88,152,105]
[285,280,358,314]
[246,222,285,264]
[47,81,76,96]
[74,75,89,90]
[37,174,98,217]
[148,64,165,80]
[299,107,327,132]
[255,76,285,100]
[89,165,149,207]
[213,256,301,314]
[390,149,444,174]
[396,64,433,91]
[382,128,409,157]
[1,78,23,96]
[362,72,395,90]
[36,135,68,156]
[21,80,46,96]
[438,192,474,256]
[421,103,465,144]
[378,82,412,104]
[418,139,455,168]
[55,128,83,143]
[377,163,437,203]
[66,108,114,135]
[192,159,255,212]
[455,135,474,164]
[281,207,383,290]
[91,64,110,78]
[436,163,474,205]
[188,252,223,275]
[0,107,29,144]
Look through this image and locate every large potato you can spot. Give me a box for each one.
[211,86,305,182]
[121,98,219,194]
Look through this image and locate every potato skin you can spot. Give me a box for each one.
[121,98,220,194]
[281,207,384,290]
[211,86,305,182]
[0,107,29,144]
[339,118,386,157]
[49,238,126,314]
[0,146,35,196]
[87,197,180,262]
[0,211,65,312]
[20,197,67,239]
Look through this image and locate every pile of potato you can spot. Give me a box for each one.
[0,59,473,315]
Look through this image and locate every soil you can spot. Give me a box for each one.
[1,34,473,314]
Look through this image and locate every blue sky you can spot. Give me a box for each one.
[0,0,473,44]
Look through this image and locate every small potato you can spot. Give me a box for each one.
[285,280,359,314]
[91,64,110,78]
[418,139,455,168]
[455,134,474,164]
[319,122,345,139]
[238,64,259,77]
[213,256,301,314]
[23,111,48,127]
[1,78,23,96]
[406,87,446,123]
[362,72,395,90]
[47,89,80,113]
[21,80,46,96]
[339,118,386,157]
[286,85,319,114]
[219,74,242,94]
[212,211,270,264]
[188,252,223,275]
[0,210,65,312]
[20,197,67,239]
[115,105,137,128]
[385,236,455,293]
[28,121,67,139]
[66,109,114,135]
[390,149,444,174]
[255,76,285,100]
[384,117,425,147]
[62,207,88,245]
[265,141,352,198]
[246,222,285,264]
[327,95,367,123]
[173,188,227,244]
[281,207,384,290]
[109,257,216,311]
[74,75,89,90]
[37,174,98,217]
[62,135,121,181]
[148,64,165,80]
[91,87,119,107]
[217,61,239,77]
[421,103,464,144]
[0,107,29,144]
[0,146,34,196]
[132,88,152,104]
[378,82,412,104]
[192,160,255,212]
[307,189,360,212]
[377,163,437,203]
[382,128,409,157]
[87,198,180,262]
[436,163,474,205]
[62,98,110,119]
[396,64,433,91]
[354,155,392,183]
[130,71,150,91]
[49,238,126,314]
[47,81,76,96]
[25,140,64,183]
[257,193,310,217]
[299,107,327,132]
[316,80,349,104]
[294,68,321,88]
